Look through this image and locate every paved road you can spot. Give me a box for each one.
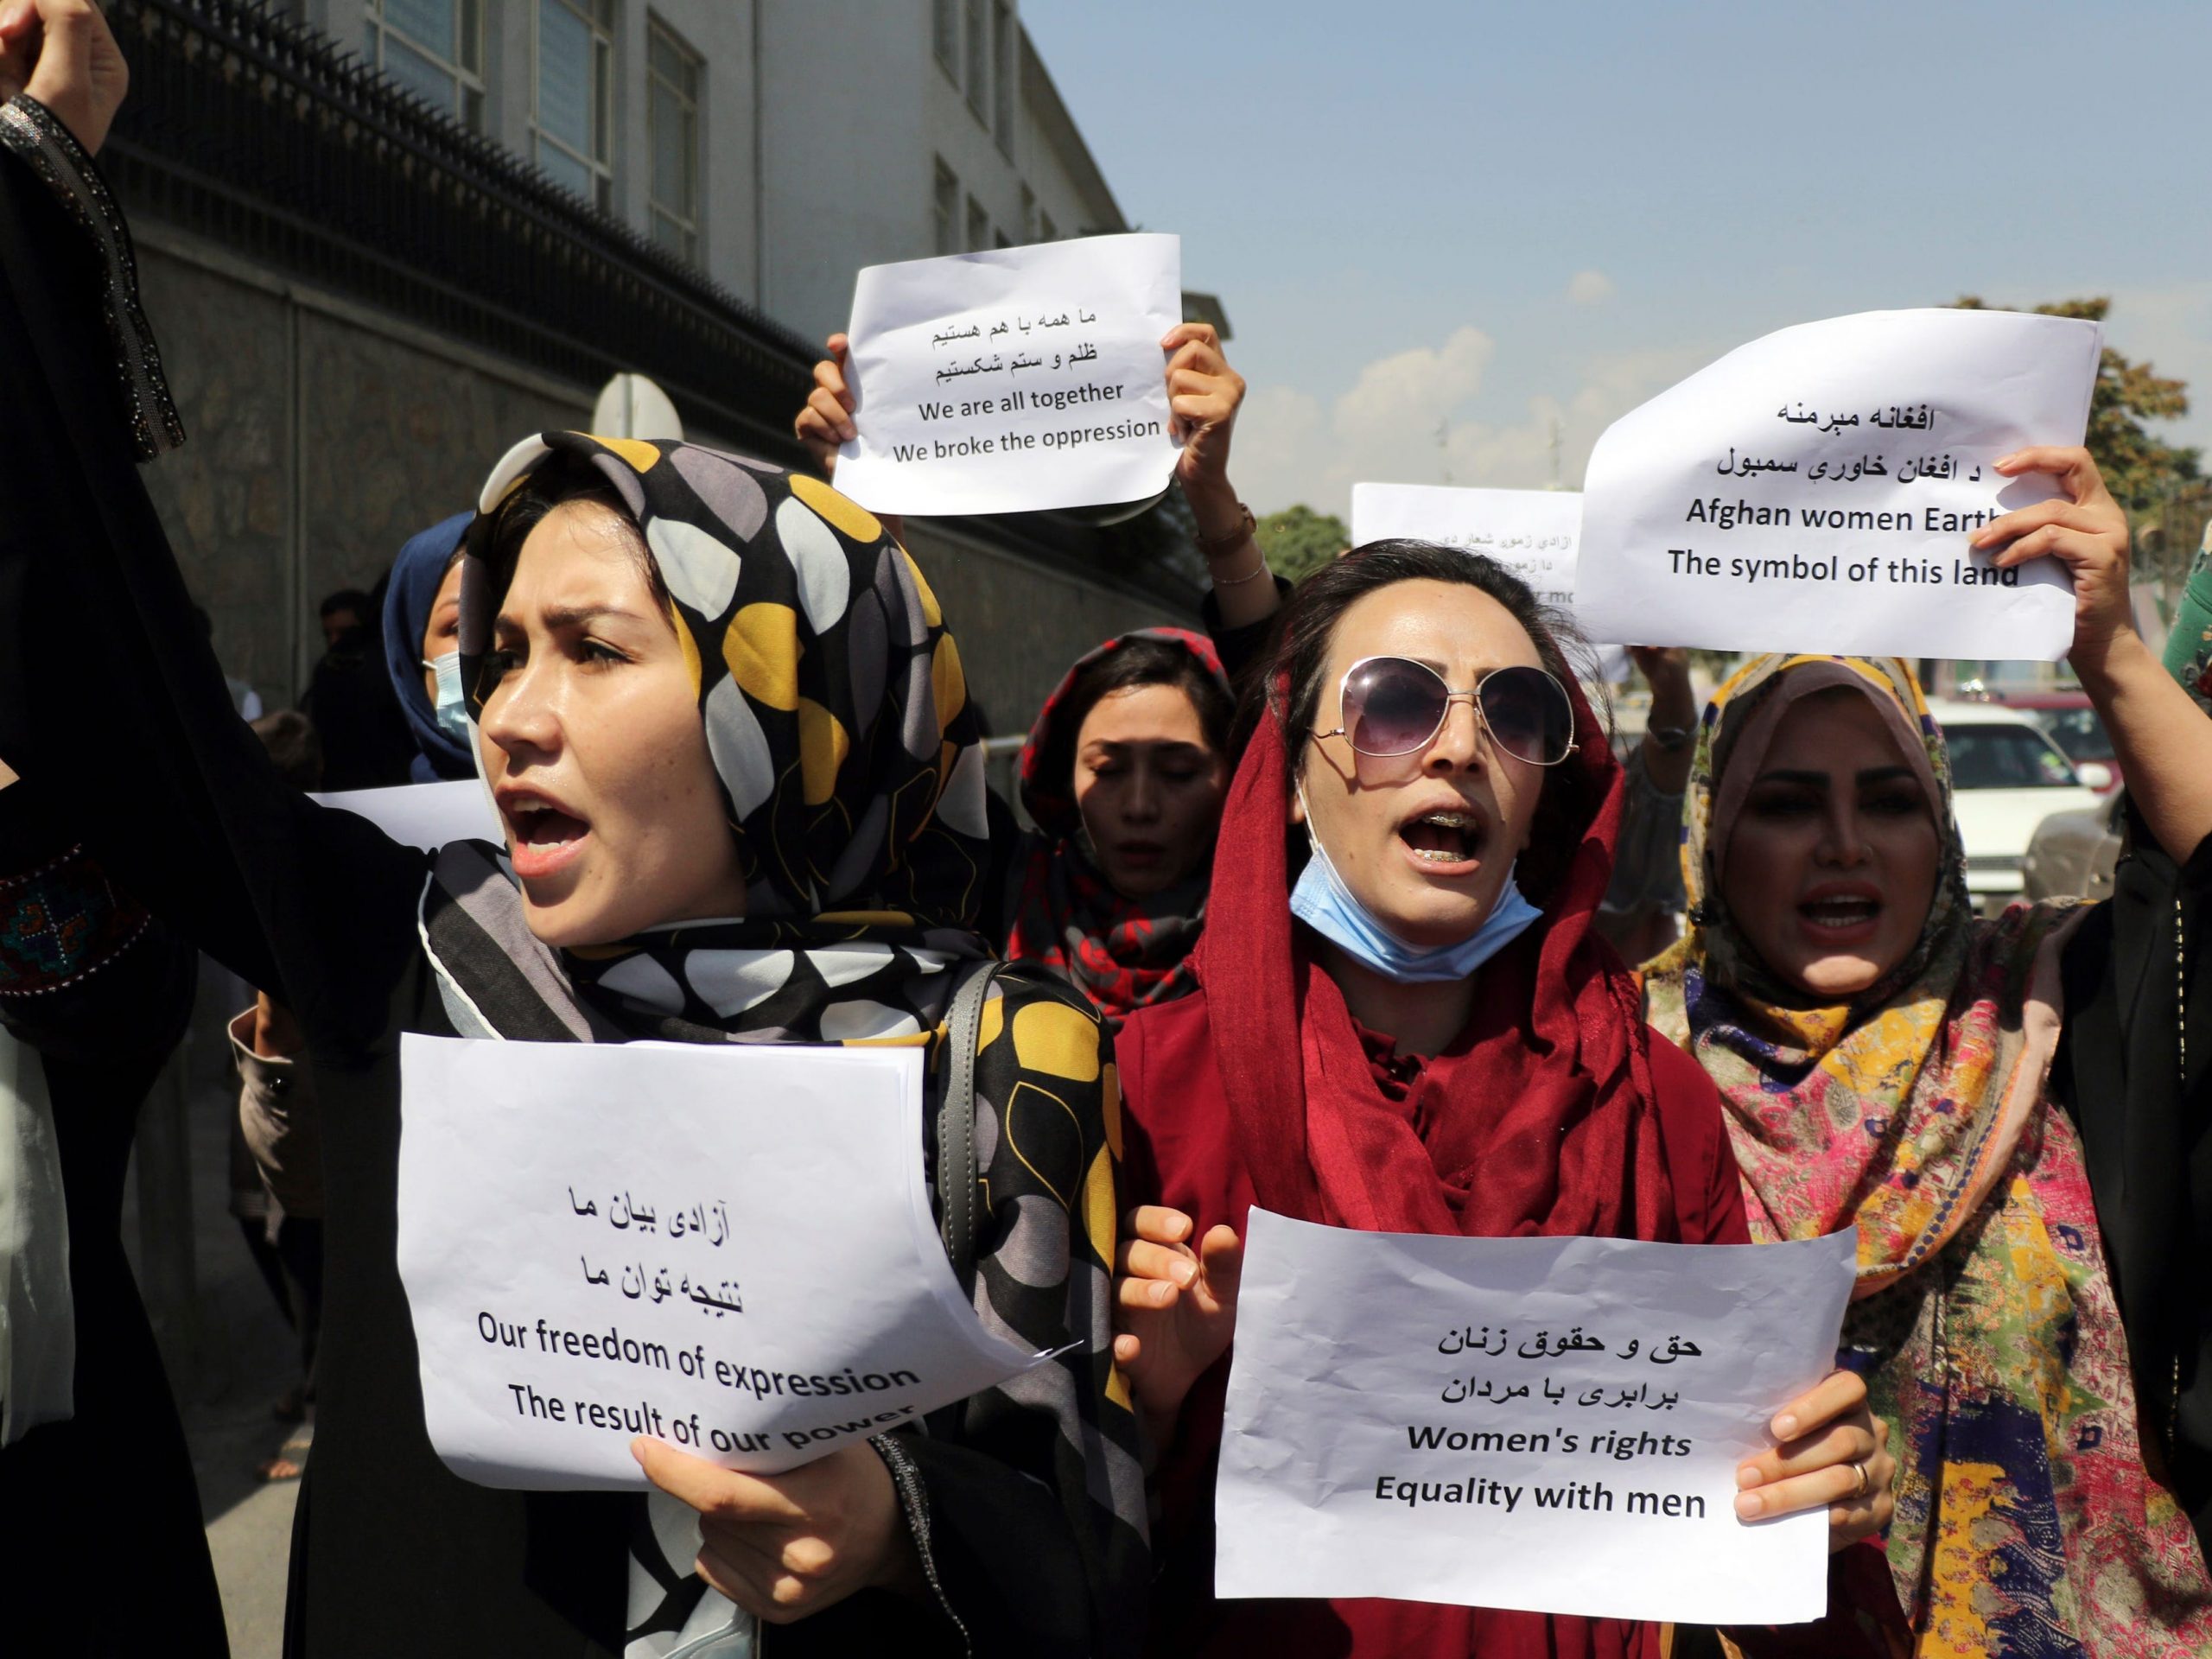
[124,982,308,1659]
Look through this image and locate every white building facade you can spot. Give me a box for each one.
[293,0,1131,348]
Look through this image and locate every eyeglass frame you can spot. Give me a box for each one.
[1310,655,1581,766]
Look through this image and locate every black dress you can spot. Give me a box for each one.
[0,103,1144,1657]
[2055,810,2212,1557]
[0,789,226,1658]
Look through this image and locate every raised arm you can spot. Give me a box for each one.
[795,320,1282,638]
[1981,446,2212,868]
[0,15,423,1042]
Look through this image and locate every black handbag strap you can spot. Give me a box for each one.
[936,958,1002,1297]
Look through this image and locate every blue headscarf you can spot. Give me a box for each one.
[380,511,475,781]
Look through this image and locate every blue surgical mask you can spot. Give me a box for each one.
[1287,787,1542,982]
[423,651,471,743]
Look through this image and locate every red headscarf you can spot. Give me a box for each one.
[1163,648,1688,1658]
[1195,662,1676,1243]
[1005,628,1228,1023]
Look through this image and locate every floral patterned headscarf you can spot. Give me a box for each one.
[1644,652,2059,1277]
[1643,654,2212,1649]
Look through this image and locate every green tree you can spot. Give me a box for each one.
[1953,296,2203,607]
[1255,504,1350,584]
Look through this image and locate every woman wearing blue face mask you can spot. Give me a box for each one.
[1106,543,1897,1659]
[381,511,476,781]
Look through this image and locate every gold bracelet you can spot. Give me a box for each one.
[1195,501,1258,560]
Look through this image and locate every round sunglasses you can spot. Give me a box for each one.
[1314,656,1579,767]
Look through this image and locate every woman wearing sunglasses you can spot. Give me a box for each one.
[1106,542,1893,1659]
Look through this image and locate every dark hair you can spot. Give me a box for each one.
[479,451,670,613]
[1257,537,1601,899]
[319,589,373,621]
[1039,634,1236,796]
[250,709,325,790]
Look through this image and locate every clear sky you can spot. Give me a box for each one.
[1021,0,2211,520]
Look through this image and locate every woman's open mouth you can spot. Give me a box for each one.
[1796,887,1882,943]
[501,794,592,880]
[1397,808,1487,876]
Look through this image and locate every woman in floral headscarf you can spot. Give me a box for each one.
[1640,447,2212,1654]
[0,29,1145,1644]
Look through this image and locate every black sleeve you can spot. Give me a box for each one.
[0,112,423,1052]
[1199,576,1292,696]
[2055,804,2212,1556]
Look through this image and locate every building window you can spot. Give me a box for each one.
[1039,210,1057,241]
[646,16,702,262]
[534,0,615,212]
[365,0,486,129]
[966,194,988,253]
[1018,183,1034,244]
[934,160,959,256]
[991,3,1014,149]
[932,0,958,79]
[964,0,987,120]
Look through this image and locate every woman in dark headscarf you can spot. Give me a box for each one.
[1003,628,1235,1024]
[0,29,1143,1652]
[381,510,475,781]
[793,329,1262,1025]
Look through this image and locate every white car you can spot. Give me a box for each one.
[1926,698,2112,916]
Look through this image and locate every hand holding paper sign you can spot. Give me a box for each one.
[1162,321,1246,511]
[1209,1216,1876,1623]
[793,334,906,544]
[1120,1207,1889,1554]
[830,234,1185,518]
[1977,445,2133,669]
[1110,1204,1244,1444]
[1573,308,2101,660]
[632,1434,919,1624]
[1980,446,2212,875]
[1732,1368,1892,1535]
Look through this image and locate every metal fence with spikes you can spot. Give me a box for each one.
[96,0,1205,601]
[101,0,817,461]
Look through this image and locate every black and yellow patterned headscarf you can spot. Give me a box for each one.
[426,438,1147,1650]
[436,431,1003,1043]
[459,429,994,935]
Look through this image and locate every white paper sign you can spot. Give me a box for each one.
[834,233,1184,516]
[397,1034,1052,1490]
[1575,308,2101,660]
[1215,1210,1857,1625]
[1351,484,1630,683]
[312,780,500,850]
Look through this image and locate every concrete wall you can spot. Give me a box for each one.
[900,519,1181,741]
[135,226,592,705]
[130,224,1185,728]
